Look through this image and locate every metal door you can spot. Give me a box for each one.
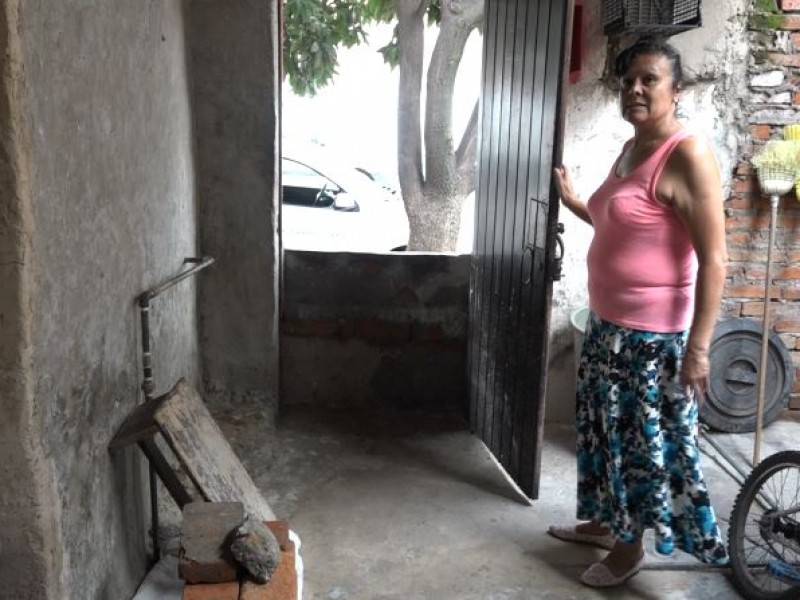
[468,0,569,499]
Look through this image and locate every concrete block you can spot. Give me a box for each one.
[781,0,800,10]
[182,581,240,600]
[239,542,297,600]
[180,502,244,584]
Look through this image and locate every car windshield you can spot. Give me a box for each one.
[283,150,392,200]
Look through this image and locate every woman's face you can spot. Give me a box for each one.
[619,52,680,127]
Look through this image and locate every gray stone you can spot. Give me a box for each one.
[749,108,799,124]
[750,70,785,87]
[768,92,792,104]
[229,516,282,584]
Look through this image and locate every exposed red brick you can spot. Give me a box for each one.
[281,320,342,338]
[736,162,754,176]
[767,52,800,67]
[727,248,766,262]
[264,521,291,551]
[733,177,759,193]
[726,214,774,230]
[783,287,800,300]
[749,124,772,141]
[182,581,240,600]
[353,318,410,343]
[775,265,800,280]
[741,301,766,316]
[726,196,754,209]
[794,91,800,105]
[745,266,769,280]
[792,32,800,48]
[781,0,800,10]
[774,318,800,333]
[728,232,757,245]
[780,213,800,228]
[411,322,446,342]
[727,283,781,298]
[778,14,800,28]
[180,502,243,585]
[239,542,297,600]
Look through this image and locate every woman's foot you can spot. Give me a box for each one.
[581,539,645,588]
[575,521,610,536]
[547,521,615,550]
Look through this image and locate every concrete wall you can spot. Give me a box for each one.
[282,251,470,410]
[546,0,751,423]
[0,1,199,598]
[185,1,282,433]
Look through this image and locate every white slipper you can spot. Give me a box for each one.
[580,557,644,588]
[546,525,616,551]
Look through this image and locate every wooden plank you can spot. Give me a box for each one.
[154,378,276,521]
[138,436,196,507]
[109,396,164,449]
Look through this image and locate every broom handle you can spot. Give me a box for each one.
[753,194,779,466]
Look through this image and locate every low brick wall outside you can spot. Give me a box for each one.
[280,250,470,410]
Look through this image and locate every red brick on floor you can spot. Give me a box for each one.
[264,520,291,550]
[182,581,241,600]
[239,541,297,600]
[180,502,244,584]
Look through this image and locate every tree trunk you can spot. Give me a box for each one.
[395,0,482,251]
[406,189,468,252]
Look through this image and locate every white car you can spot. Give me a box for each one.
[281,153,409,253]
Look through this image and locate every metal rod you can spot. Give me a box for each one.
[138,256,215,304]
[699,429,750,485]
[753,195,779,466]
[136,255,215,563]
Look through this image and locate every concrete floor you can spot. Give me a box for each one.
[233,406,800,600]
[136,407,800,599]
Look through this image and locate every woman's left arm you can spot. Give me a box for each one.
[665,136,728,398]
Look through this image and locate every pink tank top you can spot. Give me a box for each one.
[586,130,697,333]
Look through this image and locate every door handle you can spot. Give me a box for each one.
[550,223,565,281]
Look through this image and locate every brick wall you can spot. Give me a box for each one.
[724,0,800,409]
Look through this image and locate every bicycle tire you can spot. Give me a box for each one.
[728,450,800,600]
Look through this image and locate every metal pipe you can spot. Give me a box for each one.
[138,256,215,304]
[753,195,779,466]
[699,429,750,486]
[136,255,215,562]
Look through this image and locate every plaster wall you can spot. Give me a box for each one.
[1,2,199,598]
[546,0,751,423]
[184,1,281,431]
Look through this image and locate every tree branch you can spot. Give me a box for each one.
[455,99,478,196]
[395,0,428,204]
[424,0,481,197]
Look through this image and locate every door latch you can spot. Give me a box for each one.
[550,222,565,281]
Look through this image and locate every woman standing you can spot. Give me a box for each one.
[549,37,729,588]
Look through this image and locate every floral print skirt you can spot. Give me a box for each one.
[575,311,728,565]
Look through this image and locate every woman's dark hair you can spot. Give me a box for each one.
[614,37,683,89]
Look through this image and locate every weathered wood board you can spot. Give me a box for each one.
[110,377,275,521]
[154,378,276,521]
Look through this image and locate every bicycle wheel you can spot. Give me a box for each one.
[728,450,800,600]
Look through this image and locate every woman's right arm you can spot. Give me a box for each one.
[553,166,592,225]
